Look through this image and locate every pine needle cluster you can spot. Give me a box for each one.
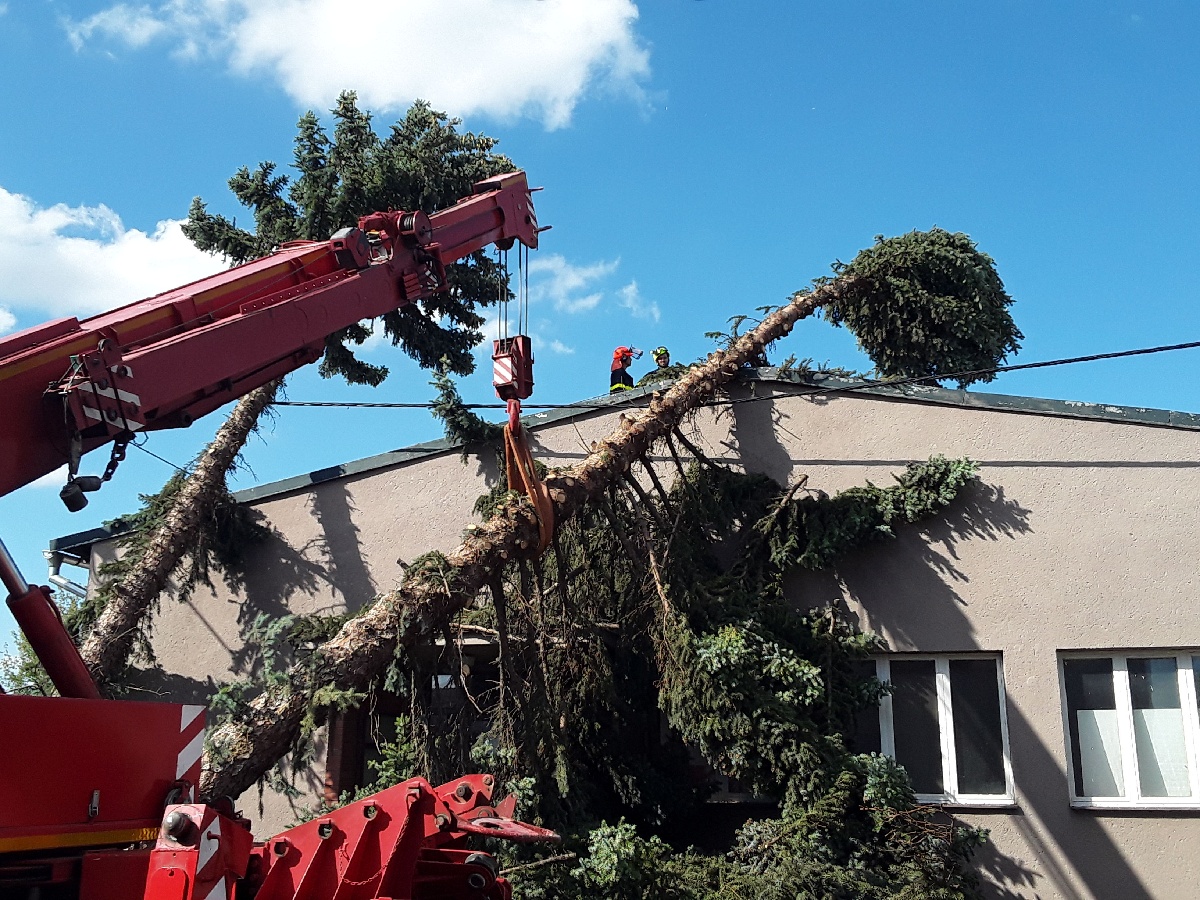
[182,94,515,383]
[820,228,1023,387]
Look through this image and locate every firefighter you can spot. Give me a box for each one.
[610,345,642,392]
[652,346,671,370]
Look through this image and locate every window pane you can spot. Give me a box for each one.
[1129,658,1190,797]
[1192,656,1200,718]
[1064,658,1124,797]
[849,659,882,754]
[950,659,1006,794]
[890,660,943,794]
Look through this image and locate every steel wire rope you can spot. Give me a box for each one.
[126,339,1200,478]
[128,437,189,474]
[269,338,1200,413]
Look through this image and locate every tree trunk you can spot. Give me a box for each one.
[81,380,282,689]
[202,282,854,800]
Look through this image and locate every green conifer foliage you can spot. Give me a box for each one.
[821,228,1023,387]
[182,94,515,383]
[406,379,989,898]
[465,453,988,899]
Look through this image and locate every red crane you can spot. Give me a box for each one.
[0,171,557,899]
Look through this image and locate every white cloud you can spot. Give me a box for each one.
[29,466,69,489]
[528,254,619,314]
[62,0,651,129]
[64,4,169,51]
[0,186,225,322]
[0,307,14,335]
[472,252,640,361]
[617,280,660,322]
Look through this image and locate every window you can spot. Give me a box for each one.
[855,655,1013,805]
[1060,652,1200,808]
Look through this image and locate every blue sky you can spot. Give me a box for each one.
[2,1,1198,651]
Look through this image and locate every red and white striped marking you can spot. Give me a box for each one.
[494,355,514,389]
[196,814,227,900]
[77,381,145,430]
[527,191,538,231]
[177,704,205,788]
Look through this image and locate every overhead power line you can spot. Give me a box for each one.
[127,337,1200,473]
[271,338,1200,412]
[764,338,1200,405]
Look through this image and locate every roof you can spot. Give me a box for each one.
[49,368,1200,554]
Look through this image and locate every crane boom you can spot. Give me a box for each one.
[0,170,557,899]
[0,170,538,499]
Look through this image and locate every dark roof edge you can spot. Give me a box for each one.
[49,386,658,548]
[231,383,652,504]
[745,368,1200,431]
[50,371,1200,551]
[48,527,119,556]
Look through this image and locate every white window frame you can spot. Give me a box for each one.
[873,654,1014,807]
[1059,651,1200,810]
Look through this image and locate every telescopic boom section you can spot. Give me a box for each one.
[0,170,539,500]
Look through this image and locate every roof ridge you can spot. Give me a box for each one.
[48,369,1200,551]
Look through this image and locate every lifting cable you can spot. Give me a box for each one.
[495,244,554,553]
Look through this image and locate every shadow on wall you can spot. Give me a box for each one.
[227,522,328,677]
[722,382,795,485]
[124,666,217,706]
[811,483,1156,899]
[307,483,376,612]
[977,702,1164,900]
[835,480,1033,651]
[782,480,1034,648]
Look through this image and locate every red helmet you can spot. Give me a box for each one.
[611,346,634,371]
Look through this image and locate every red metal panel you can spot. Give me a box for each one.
[0,242,330,497]
[492,336,534,402]
[145,805,252,900]
[80,848,152,900]
[144,866,190,900]
[0,316,80,357]
[6,585,101,699]
[243,775,555,900]
[0,696,204,853]
[0,173,541,499]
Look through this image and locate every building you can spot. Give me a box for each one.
[49,370,1200,900]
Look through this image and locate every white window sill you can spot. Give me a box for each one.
[915,794,1016,809]
[1070,799,1200,811]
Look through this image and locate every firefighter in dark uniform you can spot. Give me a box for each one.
[610,346,641,392]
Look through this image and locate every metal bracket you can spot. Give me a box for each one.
[58,339,144,438]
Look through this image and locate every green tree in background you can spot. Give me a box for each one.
[183,92,516,384]
[0,96,522,693]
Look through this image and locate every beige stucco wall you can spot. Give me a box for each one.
[106,380,1200,899]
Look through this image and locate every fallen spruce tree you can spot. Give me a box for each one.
[198,226,1022,812]
[35,224,1018,897]
[79,381,280,689]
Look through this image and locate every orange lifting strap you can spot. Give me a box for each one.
[503,413,554,554]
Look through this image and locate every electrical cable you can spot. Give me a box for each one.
[129,438,189,474]
[271,337,1200,413]
[126,337,1200,473]
[779,338,1200,405]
